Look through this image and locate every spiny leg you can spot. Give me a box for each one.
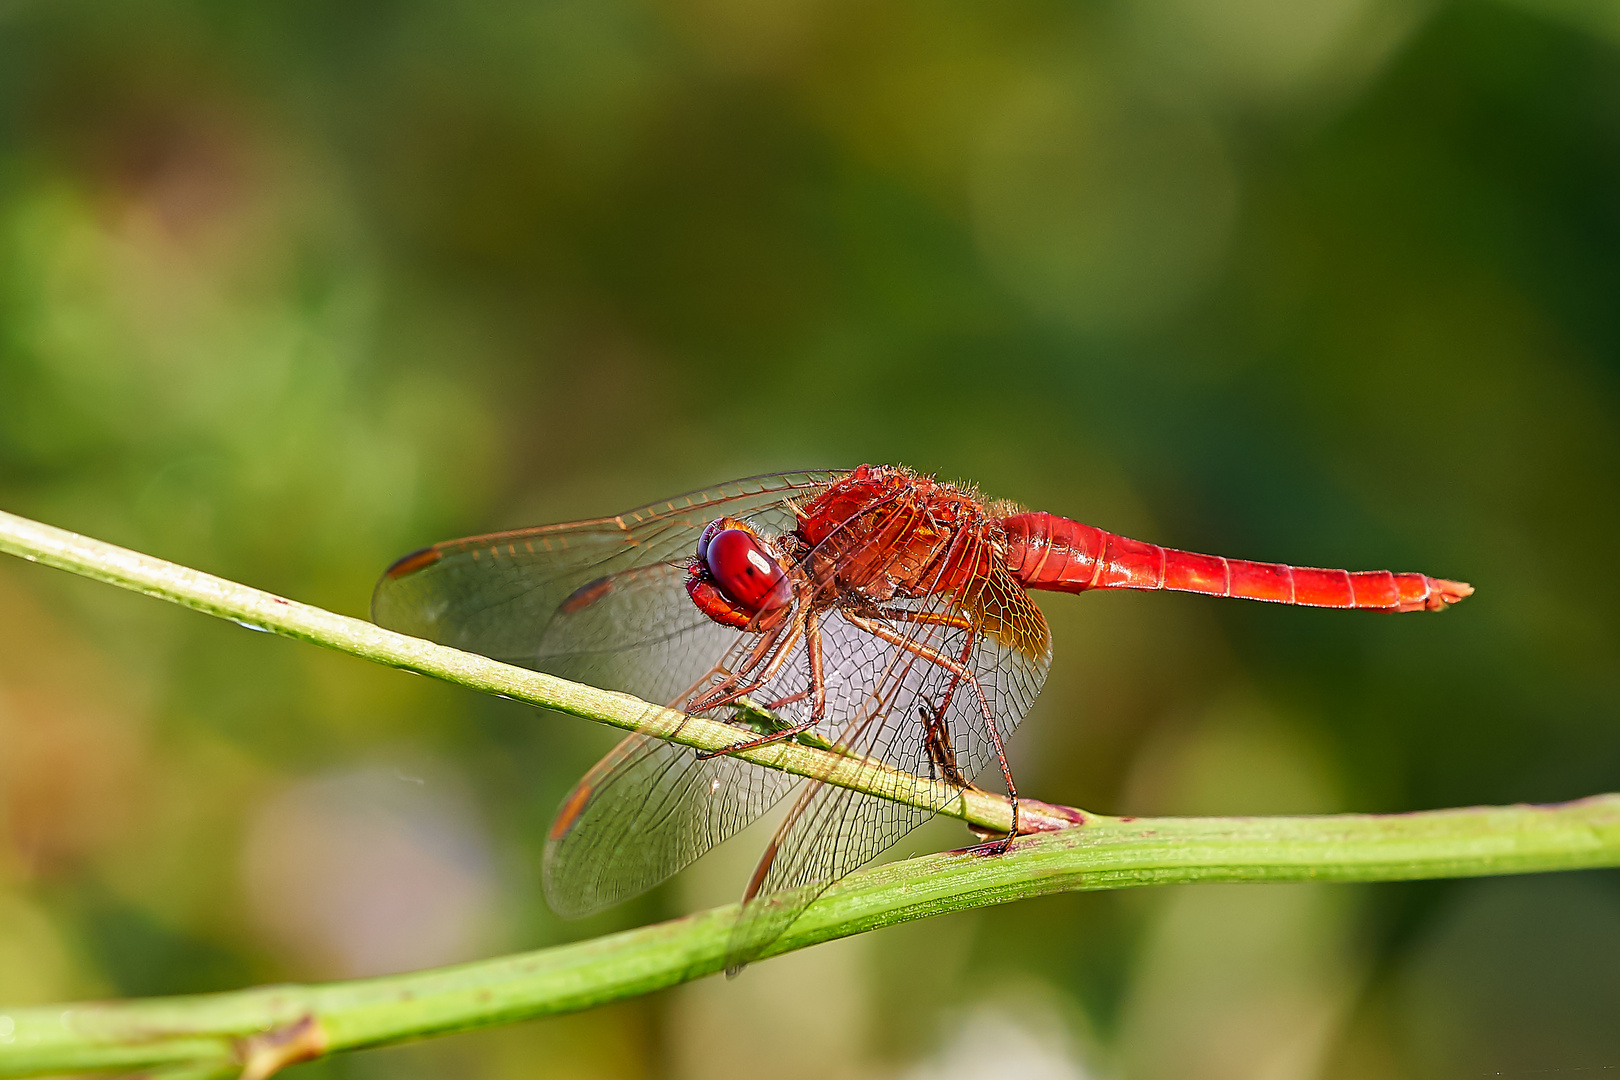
[761,688,812,710]
[924,619,982,742]
[689,609,805,714]
[724,611,981,974]
[917,615,985,786]
[699,608,829,758]
[874,607,976,631]
[676,618,786,716]
[843,612,1021,846]
[921,703,970,787]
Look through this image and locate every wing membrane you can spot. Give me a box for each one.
[373,471,847,918]
[372,471,844,691]
[723,569,1050,968]
[541,731,801,917]
[538,501,1052,953]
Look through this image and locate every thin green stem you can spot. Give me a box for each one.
[3,796,1619,1078]
[3,508,1619,1079]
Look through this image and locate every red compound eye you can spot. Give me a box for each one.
[696,519,726,563]
[703,528,790,614]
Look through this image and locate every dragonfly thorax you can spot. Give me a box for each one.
[796,464,1001,602]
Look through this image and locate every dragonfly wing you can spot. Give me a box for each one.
[722,779,907,972]
[375,471,845,920]
[542,731,800,917]
[375,467,1056,945]
[722,562,1053,970]
[372,470,844,696]
[532,562,742,708]
[542,601,831,917]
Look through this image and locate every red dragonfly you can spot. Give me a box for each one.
[372,464,1470,969]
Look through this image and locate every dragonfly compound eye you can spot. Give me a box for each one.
[696,519,726,563]
[703,528,791,614]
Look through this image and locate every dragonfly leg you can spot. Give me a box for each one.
[689,611,805,714]
[926,619,980,733]
[843,612,1021,845]
[690,649,801,717]
[873,607,976,631]
[698,609,829,758]
[921,703,970,787]
[917,613,987,778]
[919,698,1011,843]
[759,688,812,710]
[668,625,785,715]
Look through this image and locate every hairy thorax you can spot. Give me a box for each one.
[794,464,1005,605]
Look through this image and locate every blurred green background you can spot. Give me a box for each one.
[3,0,1620,1076]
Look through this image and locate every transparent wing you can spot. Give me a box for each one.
[721,561,1052,969]
[541,731,800,917]
[539,616,810,919]
[542,503,1053,948]
[371,470,845,694]
[377,468,1054,950]
[373,471,848,920]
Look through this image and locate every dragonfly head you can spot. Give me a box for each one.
[688,518,792,630]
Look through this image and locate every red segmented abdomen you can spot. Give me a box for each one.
[1000,512,1472,612]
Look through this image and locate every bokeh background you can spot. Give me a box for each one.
[3,0,1620,1076]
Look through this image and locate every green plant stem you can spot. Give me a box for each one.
[3,799,1620,1075]
[4,795,1620,1078]
[3,508,1620,1077]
